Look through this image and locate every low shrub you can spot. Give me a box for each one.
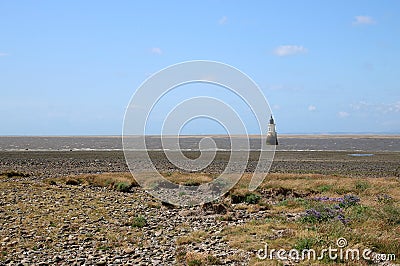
[355,181,370,192]
[114,182,131,192]
[349,205,370,222]
[230,190,261,204]
[244,193,261,204]
[317,185,332,192]
[302,205,349,224]
[132,215,147,228]
[376,193,393,204]
[382,204,400,225]
[185,252,221,266]
[294,237,316,251]
[339,194,360,208]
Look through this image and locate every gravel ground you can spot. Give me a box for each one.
[0,180,260,266]
[0,151,398,179]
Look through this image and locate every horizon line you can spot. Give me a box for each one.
[1,133,400,138]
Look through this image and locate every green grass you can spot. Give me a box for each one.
[317,185,332,192]
[294,237,317,251]
[381,203,400,225]
[97,245,110,251]
[244,193,261,204]
[114,182,131,192]
[355,180,370,192]
[187,259,202,266]
[277,198,306,208]
[184,252,222,266]
[230,190,261,204]
[132,215,147,228]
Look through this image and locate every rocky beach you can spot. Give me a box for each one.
[0,137,399,265]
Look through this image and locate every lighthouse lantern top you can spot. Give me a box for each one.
[269,115,275,125]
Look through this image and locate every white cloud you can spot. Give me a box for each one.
[308,105,316,112]
[273,45,307,56]
[150,47,162,55]
[394,101,400,112]
[267,84,302,91]
[350,101,367,110]
[218,16,228,25]
[272,104,280,110]
[0,52,9,57]
[353,16,376,25]
[338,111,350,118]
[350,101,400,113]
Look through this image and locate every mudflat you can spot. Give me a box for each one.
[0,150,398,178]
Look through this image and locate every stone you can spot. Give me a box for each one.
[202,202,228,214]
[96,260,107,266]
[123,247,135,254]
[155,229,163,237]
[53,255,62,262]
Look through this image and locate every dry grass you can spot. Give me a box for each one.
[176,230,208,245]
[162,171,214,186]
[222,173,400,265]
[236,173,400,201]
[47,172,138,191]
[223,219,297,251]
[184,251,221,265]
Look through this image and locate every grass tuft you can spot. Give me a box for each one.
[317,185,332,192]
[355,180,370,192]
[114,182,131,192]
[185,252,222,266]
[230,189,261,204]
[132,215,147,228]
[48,172,138,192]
[176,230,208,245]
[381,203,400,225]
[294,237,317,251]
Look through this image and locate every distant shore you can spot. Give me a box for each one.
[1,134,399,137]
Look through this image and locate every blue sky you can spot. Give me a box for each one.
[1,1,399,135]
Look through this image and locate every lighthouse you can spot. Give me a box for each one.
[266,115,278,145]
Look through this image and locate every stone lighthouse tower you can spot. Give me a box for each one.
[266,115,278,145]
